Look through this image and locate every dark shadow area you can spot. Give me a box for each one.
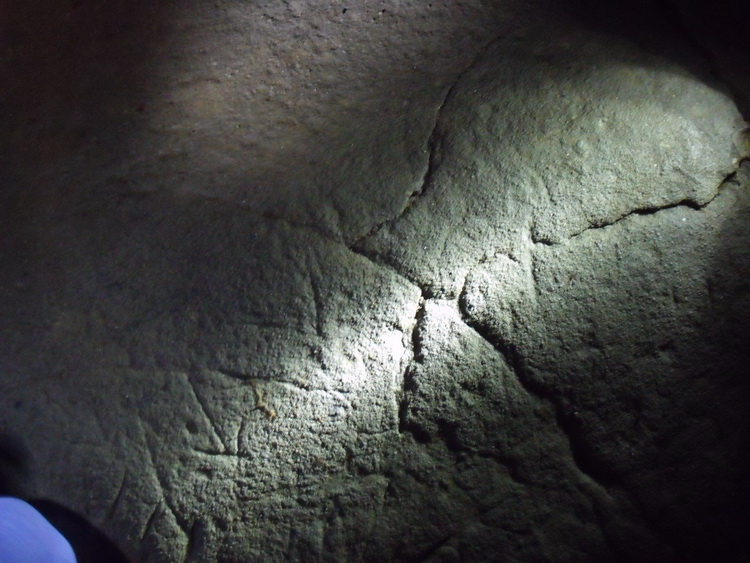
[1,0,172,193]
[1,433,130,562]
[691,161,750,562]
[542,11,750,557]
[29,499,131,563]
[1,0,527,243]
[564,0,750,117]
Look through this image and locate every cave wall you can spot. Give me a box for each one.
[1,1,749,561]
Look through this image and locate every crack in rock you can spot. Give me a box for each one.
[350,35,505,250]
[397,295,428,442]
[349,104,444,248]
[534,166,745,245]
[455,291,614,487]
[563,198,705,242]
[455,296,532,394]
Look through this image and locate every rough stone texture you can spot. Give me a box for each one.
[355,17,746,296]
[1,1,749,561]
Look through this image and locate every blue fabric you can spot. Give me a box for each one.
[0,497,76,562]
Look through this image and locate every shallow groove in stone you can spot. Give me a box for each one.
[140,502,161,542]
[186,372,229,454]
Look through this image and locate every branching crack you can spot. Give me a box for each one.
[350,35,502,250]
[455,292,614,486]
[567,198,702,240]
[455,286,536,394]
[348,102,444,249]
[535,168,741,246]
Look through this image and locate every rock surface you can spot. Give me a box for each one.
[1,1,749,561]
